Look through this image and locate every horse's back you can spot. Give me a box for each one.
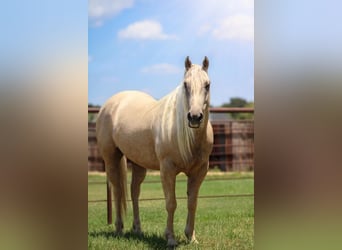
[101,91,156,110]
[101,90,156,127]
[97,90,156,124]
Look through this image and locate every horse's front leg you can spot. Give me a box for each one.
[185,163,208,243]
[160,161,178,247]
[131,164,146,234]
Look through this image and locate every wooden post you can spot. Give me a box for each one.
[225,122,233,171]
[106,179,112,224]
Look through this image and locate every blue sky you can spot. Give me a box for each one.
[88,0,254,106]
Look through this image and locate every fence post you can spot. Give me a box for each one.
[106,179,112,224]
[225,122,233,171]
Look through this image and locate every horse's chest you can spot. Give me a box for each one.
[177,146,209,170]
[189,150,207,165]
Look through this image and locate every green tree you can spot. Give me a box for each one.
[221,97,254,120]
[222,97,248,108]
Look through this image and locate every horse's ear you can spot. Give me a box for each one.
[202,56,209,72]
[185,56,192,71]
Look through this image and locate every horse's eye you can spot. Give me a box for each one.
[205,84,210,91]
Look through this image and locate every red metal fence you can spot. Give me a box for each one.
[88,107,254,172]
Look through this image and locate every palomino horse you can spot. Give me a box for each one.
[96,57,213,247]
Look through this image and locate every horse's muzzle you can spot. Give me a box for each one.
[187,112,203,128]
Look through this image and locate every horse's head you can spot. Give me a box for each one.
[183,56,210,128]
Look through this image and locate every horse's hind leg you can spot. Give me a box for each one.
[102,147,127,234]
[131,163,146,234]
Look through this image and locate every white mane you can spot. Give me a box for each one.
[156,84,195,165]
[175,85,195,164]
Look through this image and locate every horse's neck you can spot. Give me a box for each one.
[154,86,209,164]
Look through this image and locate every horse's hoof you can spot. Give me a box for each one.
[115,226,124,236]
[167,238,178,247]
[114,230,123,236]
[185,231,198,244]
[115,221,124,235]
[132,228,143,235]
[185,236,199,244]
[189,238,199,244]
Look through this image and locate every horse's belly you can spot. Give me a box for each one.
[114,132,160,170]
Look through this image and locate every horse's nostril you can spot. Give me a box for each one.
[187,112,204,122]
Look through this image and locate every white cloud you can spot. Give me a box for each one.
[233,0,253,10]
[141,63,182,74]
[89,0,134,27]
[198,24,212,36]
[179,0,253,42]
[212,14,254,41]
[200,0,253,14]
[118,20,177,40]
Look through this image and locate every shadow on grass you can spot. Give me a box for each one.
[89,230,189,250]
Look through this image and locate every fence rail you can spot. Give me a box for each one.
[88,176,253,185]
[89,194,254,203]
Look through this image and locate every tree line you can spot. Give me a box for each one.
[219,97,254,120]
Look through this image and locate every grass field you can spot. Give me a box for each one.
[88,171,254,250]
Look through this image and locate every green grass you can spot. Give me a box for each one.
[88,171,254,249]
